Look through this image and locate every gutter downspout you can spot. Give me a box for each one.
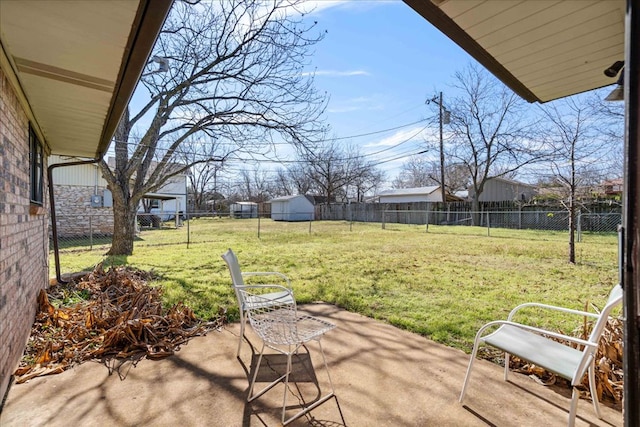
[48,158,101,284]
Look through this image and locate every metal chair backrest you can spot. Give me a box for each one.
[221,248,245,308]
[574,284,623,385]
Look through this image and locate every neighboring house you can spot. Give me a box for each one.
[0,0,170,401]
[603,178,623,197]
[468,177,537,203]
[377,186,445,203]
[269,195,315,221]
[49,155,114,236]
[230,202,258,219]
[49,155,188,235]
[138,172,188,221]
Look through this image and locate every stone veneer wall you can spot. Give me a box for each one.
[0,66,49,400]
[53,185,114,237]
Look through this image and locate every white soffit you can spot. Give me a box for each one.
[404,0,625,103]
[0,1,170,157]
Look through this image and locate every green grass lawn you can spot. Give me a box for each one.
[54,218,619,353]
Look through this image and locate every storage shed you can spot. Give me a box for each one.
[230,202,258,219]
[269,195,314,221]
[378,186,444,203]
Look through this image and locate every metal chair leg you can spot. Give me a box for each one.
[588,361,602,419]
[459,339,481,403]
[568,388,579,427]
[237,312,246,358]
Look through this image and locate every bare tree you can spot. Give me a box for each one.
[296,141,381,204]
[238,167,272,202]
[99,0,327,254]
[540,96,614,263]
[392,156,468,196]
[348,167,385,202]
[270,168,295,197]
[588,88,625,175]
[392,155,433,188]
[178,138,230,212]
[290,163,315,195]
[444,63,547,223]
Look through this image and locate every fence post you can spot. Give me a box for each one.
[487,211,490,236]
[382,210,386,230]
[89,215,93,250]
[577,211,582,242]
[186,213,190,249]
[425,210,429,232]
[309,216,312,234]
[518,208,522,229]
[258,214,261,239]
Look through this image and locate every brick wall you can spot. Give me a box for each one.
[53,185,114,237]
[0,67,49,400]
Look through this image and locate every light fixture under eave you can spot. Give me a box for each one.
[605,85,624,101]
[604,62,624,101]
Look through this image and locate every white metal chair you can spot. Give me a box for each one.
[460,284,623,427]
[238,285,337,425]
[221,248,295,357]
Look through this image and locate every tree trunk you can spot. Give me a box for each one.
[108,200,137,255]
[568,194,576,264]
[471,195,481,226]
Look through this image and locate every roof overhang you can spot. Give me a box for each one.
[403,0,625,103]
[0,0,172,158]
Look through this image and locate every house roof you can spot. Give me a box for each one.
[0,0,172,158]
[403,0,624,103]
[378,186,440,197]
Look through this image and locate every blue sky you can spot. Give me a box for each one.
[127,1,477,187]
[290,1,473,181]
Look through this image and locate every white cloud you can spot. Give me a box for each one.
[301,70,370,77]
[298,0,395,16]
[365,126,432,148]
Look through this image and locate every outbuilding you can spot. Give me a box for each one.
[269,195,315,221]
[377,186,444,203]
[230,202,258,219]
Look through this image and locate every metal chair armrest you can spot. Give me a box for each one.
[508,302,600,321]
[236,284,292,294]
[242,271,292,288]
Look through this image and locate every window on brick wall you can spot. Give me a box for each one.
[29,125,44,204]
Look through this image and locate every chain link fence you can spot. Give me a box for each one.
[379,210,621,236]
[52,209,620,254]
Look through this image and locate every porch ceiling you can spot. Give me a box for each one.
[0,0,172,158]
[403,0,625,103]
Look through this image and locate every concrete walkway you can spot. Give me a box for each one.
[1,304,623,426]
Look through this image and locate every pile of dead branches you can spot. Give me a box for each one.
[480,307,624,404]
[14,264,224,383]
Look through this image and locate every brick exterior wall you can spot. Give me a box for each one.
[53,185,114,237]
[0,67,49,400]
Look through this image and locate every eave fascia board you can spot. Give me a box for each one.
[403,0,541,103]
[97,0,173,159]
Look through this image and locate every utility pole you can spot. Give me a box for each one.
[428,92,450,203]
[438,92,446,203]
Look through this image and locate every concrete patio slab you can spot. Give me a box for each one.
[0,303,623,426]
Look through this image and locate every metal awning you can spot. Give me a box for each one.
[404,0,625,103]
